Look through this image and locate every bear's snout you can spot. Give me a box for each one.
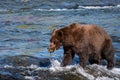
[48,47,56,53]
[48,43,56,53]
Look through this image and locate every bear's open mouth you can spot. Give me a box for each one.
[48,48,56,53]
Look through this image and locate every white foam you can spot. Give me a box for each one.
[48,60,120,80]
[25,76,35,80]
[21,60,120,80]
[79,6,114,9]
[50,59,60,67]
[111,68,120,75]
[49,8,68,11]
[33,8,76,12]
[2,60,120,80]
[27,64,39,69]
[49,59,63,72]
[48,60,94,79]
[33,5,118,12]
[49,59,73,72]
[4,65,13,68]
[117,4,120,7]
[96,77,116,80]
[90,64,120,75]
[75,66,95,80]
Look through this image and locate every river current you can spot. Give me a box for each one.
[0,1,120,80]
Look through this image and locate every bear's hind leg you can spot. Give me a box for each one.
[104,48,114,70]
[102,39,114,70]
[106,56,114,70]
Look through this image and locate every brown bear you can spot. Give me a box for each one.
[48,23,114,69]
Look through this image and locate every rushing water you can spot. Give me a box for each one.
[0,0,120,80]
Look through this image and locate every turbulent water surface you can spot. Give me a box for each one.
[0,0,120,80]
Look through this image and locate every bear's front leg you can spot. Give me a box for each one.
[79,53,89,68]
[61,47,75,67]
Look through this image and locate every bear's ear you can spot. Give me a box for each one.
[57,30,63,37]
[52,29,57,34]
[53,28,57,31]
[53,29,57,32]
[70,22,77,27]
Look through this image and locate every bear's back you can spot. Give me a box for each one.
[68,23,111,51]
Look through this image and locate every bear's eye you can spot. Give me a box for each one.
[53,39,59,44]
[53,41,56,44]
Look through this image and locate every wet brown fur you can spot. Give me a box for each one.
[48,23,114,69]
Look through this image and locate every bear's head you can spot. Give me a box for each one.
[48,29,63,53]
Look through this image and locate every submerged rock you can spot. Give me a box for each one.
[0,55,120,80]
[0,55,88,80]
[0,67,88,80]
[1,64,119,80]
[0,61,120,79]
[0,70,24,80]
[0,55,51,67]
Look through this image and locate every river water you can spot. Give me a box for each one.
[0,0,120,80]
